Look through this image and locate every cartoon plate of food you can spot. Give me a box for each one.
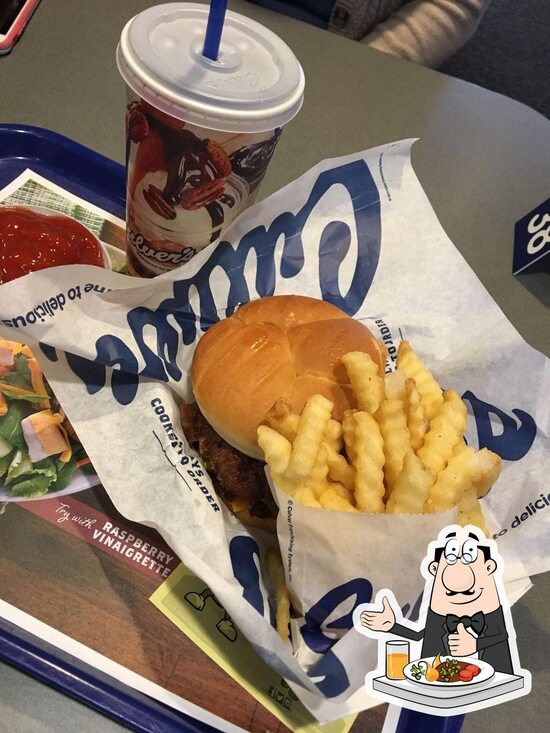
[404,654,495,686]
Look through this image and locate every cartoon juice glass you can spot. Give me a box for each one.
[386,640,409,680]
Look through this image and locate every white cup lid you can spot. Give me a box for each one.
[117,2,305,133]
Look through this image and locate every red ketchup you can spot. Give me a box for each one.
[0,206,105,284]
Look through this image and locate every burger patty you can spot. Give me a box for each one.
[180,403,277,518]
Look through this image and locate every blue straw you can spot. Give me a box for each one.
[202,0,228,61]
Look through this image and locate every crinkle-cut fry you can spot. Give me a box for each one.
[451,443,501,498]
[375,399,410,501]
[342,409,357,463]
[262,399,299,443]
[286,394,333,481]
[265,549,291,641]
[327,480,354,503]
[453,438,469,457]
[304,444,329,498]
[319,486,359,513]
[325,444,356,492]
[325,419,344,453]
[405,378,427,451]
[425,445,478,512]
[416,389,467,476]
[473,448,502,498]
[386,453,434,514]
[257,426,292,476]
[352,411,385,513]
[342,351,384,415]
[396,341,443,421]
[385,369,407,401]
[270,472,301,497]
[293,485,322,508]
[311,479,353,504]
[457,488,489,536]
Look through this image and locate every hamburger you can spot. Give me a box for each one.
[180,295,385,526]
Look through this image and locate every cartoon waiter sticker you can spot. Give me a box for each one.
[353,525,531,715]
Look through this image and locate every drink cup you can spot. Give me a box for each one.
[117,2,305,277]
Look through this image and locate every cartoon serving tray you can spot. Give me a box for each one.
[371,664,526,712]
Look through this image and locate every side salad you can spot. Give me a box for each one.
[0,339,92,498]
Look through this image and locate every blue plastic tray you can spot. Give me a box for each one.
[0,123,125,217]
[0,123,464,733]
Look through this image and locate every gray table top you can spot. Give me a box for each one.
[1,1,549,732]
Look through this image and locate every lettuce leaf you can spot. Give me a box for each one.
[0,355,49,403]
[7,457,57,497]
[0,435,13,458]
[8,473,56,498]
[13,353,30,375]
[0,400,33,452]
[5,450,32,484]
[0,449,14,480]
[4,356,32,387]
[50,456,78,493]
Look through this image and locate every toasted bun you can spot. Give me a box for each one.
[191,295,385,459]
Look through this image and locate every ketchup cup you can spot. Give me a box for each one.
[0,205,111,284]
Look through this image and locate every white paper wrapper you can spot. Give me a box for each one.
[0,140,547,721]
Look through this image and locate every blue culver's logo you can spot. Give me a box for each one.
[42,159,382,406]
